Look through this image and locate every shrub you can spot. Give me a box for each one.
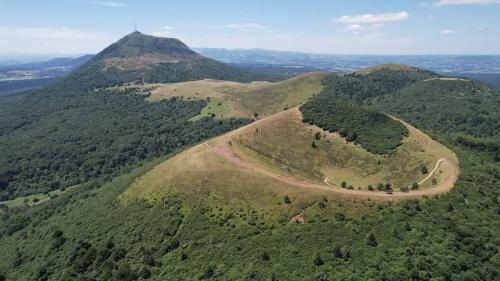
[313,252,324,266]
[421,166,429,175]
[366,233,377,246]
[314,132,322,140]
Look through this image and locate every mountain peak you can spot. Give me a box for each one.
[94,32,201,62]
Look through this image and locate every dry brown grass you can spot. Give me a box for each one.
[120,107,458,218]
[122,72,328,120]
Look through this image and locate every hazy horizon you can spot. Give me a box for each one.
[1,0,500,55]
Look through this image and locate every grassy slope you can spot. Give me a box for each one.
[138,72,328,120]
[122,107,457,205]
[228,108,455,190]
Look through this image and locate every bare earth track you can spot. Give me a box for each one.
[202,110,459,200]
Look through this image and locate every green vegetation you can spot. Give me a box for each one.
[320,67,435,104]
[145,58,280,83]
[0,132,497,280]
[368,79,500,138]
[145,72,327,120]
[298,67,433,154]
[189,97,231,121]
[61,32,283,92]
[301,96,408,154]
[0,185,77,209]
[0,63,498,280]
[0,86,249,201]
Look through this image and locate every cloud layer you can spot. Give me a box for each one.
[435,0,500,5]
[336,11,409,24]
[83,1,127,7]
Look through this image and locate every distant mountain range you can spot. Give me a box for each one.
[196,48,500,73]
[0,55,93,96]
[3,46,499,95]
[195,48,500,88]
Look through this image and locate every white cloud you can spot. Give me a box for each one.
[0,27,112,54]
[336,11,409,24]
[0,27,104,40]
[152,26,174,38]
[440,29,455,35]
[222,23,267,30]
[343,24,383,35]
[344,24,363,32]
[83,1,127,7]
[435,0,500,5]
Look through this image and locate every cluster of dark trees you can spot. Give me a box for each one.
[301,95,408,154]
[299,68,434,154]
[368,79,500,139]
[319,68,435,104]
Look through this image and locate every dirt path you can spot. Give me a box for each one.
[418,158,444,185]
[201,112,458,200]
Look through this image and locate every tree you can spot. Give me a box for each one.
[283,195,291,204]
[432,178,438,185]
[315,132,322,140]
[313,271,328,281]
[253,112,259,119]
[0,180,7,190]
[311,141,317,148]
[377,183,384,191]
[411,182,419,190]
[313,252,324,266]
[368,185,374,191]
[366,232,377,246]
[421,166,428,175]
[341,181,347,188]
[318,200,326,209]
[385,183,392,190]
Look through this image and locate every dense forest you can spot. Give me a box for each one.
[298,68,430,154]
[319,68,435,104]
[0,86,249,200]
[0,32,279,200]
[300,95,408,154]
[368,79,500,139]
[0,77,498,279]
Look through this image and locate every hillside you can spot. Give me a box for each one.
[61,32,282,91]
[0,33,265,200]
[368,78,500,138]
[0,63,498,280]
[120,72,328,120]
[122,107,458,204]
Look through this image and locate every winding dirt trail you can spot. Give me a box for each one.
[202,128,458,200]
[418,158,445,185]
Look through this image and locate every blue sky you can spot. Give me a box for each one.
[1,0,499,55]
